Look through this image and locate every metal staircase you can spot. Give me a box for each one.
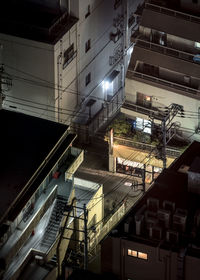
[41,195,68,248]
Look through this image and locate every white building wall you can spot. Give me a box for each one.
[0,0,145,129]
[53,24,78,124]
[0,33,56,120]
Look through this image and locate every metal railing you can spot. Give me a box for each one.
[113,136,181,158]
[135,38,198,64]
[127,70,200,97]
[122,101,164,120]
[145,1,200,24]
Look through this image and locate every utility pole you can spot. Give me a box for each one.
[158,104,183,169]
[83,204,88,270]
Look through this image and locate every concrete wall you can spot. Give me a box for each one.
[185,255,200,280]
[101,237,183,280]
[0,33,55,120]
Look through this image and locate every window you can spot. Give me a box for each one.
[137,92,152,108]
[63,44,76,68]
[85,5,90,18]
[136,117,151,134]
[85,72,91,86]
[128,249,148,260]
[85,39,91,53]
[128,249,137,257]
[114,0,122,9]
[138,252,148,260]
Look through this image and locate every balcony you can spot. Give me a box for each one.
[127,69,200,98]
[122,101,165,121]
[135,38,199,65]
[113,136,181,158]
[145,1,200,24]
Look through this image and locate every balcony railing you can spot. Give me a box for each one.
[127,70,200,97]
[122,101,164,120]
[114,136,181,158]
[145,1,200,24]
[135,38,198,64]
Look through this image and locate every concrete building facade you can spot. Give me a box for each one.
[0,0,144,141]
[123,0,200,142]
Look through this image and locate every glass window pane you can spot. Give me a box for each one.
[128,249,132,256]
[138,252,148,260]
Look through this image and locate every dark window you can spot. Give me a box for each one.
[114,0,122,9]
[85,73,91,86]
[85,5,91,18]
[192,0,198,3]
[63,44,76,68]
[85,39,91,53]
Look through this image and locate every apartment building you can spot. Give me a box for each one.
[0,0,144,142]
[0,109,87,279]
[102,141,200,280]
[122,0,200,143]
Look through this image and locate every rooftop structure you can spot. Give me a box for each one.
[0,1,77,44]
[101,141,200,280]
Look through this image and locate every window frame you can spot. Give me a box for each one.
[63,43,76,69]
[85,72,91,86]
[85,39,91,53]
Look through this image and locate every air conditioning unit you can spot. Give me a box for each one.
[124,217,132,233]
[157,209,171,228]
[173,208,187,232]
[149,226,162,240]
[166,230,179,244]
[145,216,158,230]
[147,197,159,212]
[135,214,144,235]
[163,200,175,212]
[110,30,122,43]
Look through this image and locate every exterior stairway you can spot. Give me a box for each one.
[41,195,68,249]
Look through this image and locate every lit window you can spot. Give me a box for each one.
[138,252,148,260]
[136,117,151,134]
[128,249,137,257]
[195,42,200,49]
[85,39,91,53]
[85,72,91,86]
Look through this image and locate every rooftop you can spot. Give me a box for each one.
[0,109,72,223]
[111,141,200,257]
[0,1,78,44]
